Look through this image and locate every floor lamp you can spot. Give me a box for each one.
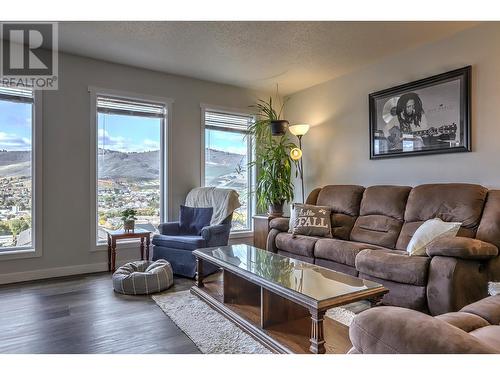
[289,124,310,203]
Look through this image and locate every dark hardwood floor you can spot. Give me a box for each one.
[0,272,200,354]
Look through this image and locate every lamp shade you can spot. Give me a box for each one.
[290,147,303,160]
[289,124,310,136]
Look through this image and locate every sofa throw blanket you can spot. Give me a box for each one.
[289,203,332,238]
[185,187,241,225]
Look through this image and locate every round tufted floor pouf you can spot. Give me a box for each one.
[112,259,173,295]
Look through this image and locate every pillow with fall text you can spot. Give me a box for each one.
[289,203,332,238]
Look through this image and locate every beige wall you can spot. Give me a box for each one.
[285,22,500,199]
[0,52,265,283]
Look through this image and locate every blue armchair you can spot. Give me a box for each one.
[151,214,233,278]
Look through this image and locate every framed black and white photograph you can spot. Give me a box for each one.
[369,66,471,159]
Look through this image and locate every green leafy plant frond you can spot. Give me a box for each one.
[247,91,298,211]
[121,208,137,222]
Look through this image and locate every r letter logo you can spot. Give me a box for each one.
[0,22,58,90]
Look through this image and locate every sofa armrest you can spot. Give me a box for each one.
[427,256,491,315]
[426,237,499,260]
[349,306,496,354]
[200,224,231,246]
[269,217,289,232]
[158,221,180,235]
[266,228,280,253]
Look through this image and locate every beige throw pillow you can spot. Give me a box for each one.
[406,218,461,256]
[289,203,332,238]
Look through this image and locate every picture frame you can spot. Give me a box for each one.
[369,66,471,159]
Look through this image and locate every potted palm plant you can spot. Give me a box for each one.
[121,208,137,232]
[248,95,296,216]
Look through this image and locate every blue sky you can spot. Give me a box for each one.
[98,113,161,152]
[0,101,32,151]
[205,129,246,155]
[1,102,246,155]
[99,113,247,155]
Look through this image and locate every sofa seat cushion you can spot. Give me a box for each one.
[469,326,500,350]
[275,232,318,258]
[460,295,500,325]
[152,234,206,251]
[436,312,490,333]
[314,238,387,267]
[277,250,314,264]
[355,249,431,286]
[359,273,428,311]
[315,258,359,277]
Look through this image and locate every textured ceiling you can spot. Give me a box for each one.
[59,21,478,95]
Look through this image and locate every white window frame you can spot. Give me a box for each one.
[0,87,43,260]
[200,103,256,237]
[89,87,173,251]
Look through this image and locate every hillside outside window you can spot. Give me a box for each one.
[96,96,167,244]
[203,109,254,232]
[0,86,36,251]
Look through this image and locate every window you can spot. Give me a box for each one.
[203,108,254,232]
[0,86,37,252]
[94,95,168,244]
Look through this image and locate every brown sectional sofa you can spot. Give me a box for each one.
[267,183,500,315]
[348,295,500,353]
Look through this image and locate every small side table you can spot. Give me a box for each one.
[253,215,288,250]
[106,228,151,273]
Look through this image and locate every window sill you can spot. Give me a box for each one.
[0,247,42,260]
[229,231,254,239]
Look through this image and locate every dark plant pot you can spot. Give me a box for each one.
[270,120,289,136]
[123,220,135,232]
[268,202,284,217]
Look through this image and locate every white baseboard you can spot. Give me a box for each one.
[0,257,137,285]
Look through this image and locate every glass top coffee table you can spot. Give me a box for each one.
[191,244,388,354]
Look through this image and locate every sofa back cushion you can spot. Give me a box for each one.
[396,183,488,250]
[315,185,365,240]
[305,187,322,205]
[350,186,411,248]
[477,190,500,249]
[179,205,213,235]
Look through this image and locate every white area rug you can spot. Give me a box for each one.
[325,300,371,326]
[152,290,271,354]
[153,290,370,354]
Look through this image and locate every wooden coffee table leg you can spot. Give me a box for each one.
[309,309,326,354]
[140,237,144,260]
[146,234,150,260]
[196,257,204,288]
[111,239,117,273]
